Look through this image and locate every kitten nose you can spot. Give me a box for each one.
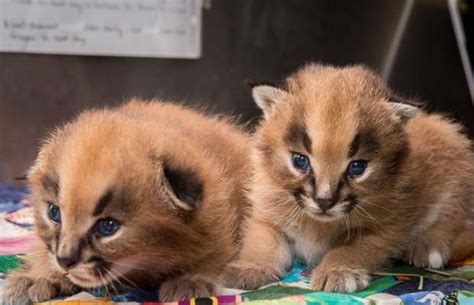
[316,198,336,211]
[56,254,80,269]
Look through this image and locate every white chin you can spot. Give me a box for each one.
[308,211,342,222]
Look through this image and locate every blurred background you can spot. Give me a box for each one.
[0,0,473,183]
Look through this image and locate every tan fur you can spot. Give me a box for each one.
[2,99,252,304]
[223,64,474,293]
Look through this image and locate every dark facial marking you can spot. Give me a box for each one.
[55,231,91,270]
[348,134,360,158]
[292,187,306,208]
[345,195,359,213]
[54,228,61,252]
[87,256,104,263]
[334,180,344,203]
[78,237,87,256]
[386,146,409,176]
[84,229,99,252]
[163,162,204,209]
[93,191,114,217]
[309,174,316,197]
[349,130,379,157]
[91,257,113,277]
[56,238,84,269]
[285,122,312,153]
[42,175,59,196]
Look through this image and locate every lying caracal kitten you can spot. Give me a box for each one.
[3,100,251,303]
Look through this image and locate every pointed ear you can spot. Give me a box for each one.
[388,94,423,122]
[162,162,203,212]
[251,84,288,117]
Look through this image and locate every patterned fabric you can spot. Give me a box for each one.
[0,183,473,305]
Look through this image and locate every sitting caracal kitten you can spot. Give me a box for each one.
[3,100,251,303]
[224,64,474,293]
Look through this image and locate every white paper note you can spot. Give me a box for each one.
[0,0,202,58]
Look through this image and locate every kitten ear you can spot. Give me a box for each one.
[388,94,423,121]
[249,82,288,116]
[162,162,203,212]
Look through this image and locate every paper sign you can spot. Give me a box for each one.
[0,0,202,58]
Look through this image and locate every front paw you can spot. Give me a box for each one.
[406,242,449,269]
[311,266,369,293]
[222,263,280,290]
[2,275,57,304]
[159,276,215,302]
[2,272,78,304]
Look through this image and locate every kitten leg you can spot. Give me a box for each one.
[311,233,398,293]
[159,248,231,301]
[2,251,78,304]
[406,208,466,268]
[222,218,292,289]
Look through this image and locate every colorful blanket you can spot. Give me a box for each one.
[0,183,473,305]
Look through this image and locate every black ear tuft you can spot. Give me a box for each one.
[163,163,203,210]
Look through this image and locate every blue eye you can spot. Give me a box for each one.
[96,218,121,237]
[292,153,310,171]
[347,160,368,178]
[48,203,61,223]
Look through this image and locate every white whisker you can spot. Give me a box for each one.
[358,198,394,214]
[110,264,141,289]
[97,269,111,299]
[355,204,385,232]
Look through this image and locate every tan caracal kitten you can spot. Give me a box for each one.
[224,64,474,293]
[3,100,251,303]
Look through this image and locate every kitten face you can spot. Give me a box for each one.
[252,65,418,222]
[36,185,144,288]
[29,111,206,288]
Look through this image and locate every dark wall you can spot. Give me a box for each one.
[389,0,473,133]
[0,0,472,182]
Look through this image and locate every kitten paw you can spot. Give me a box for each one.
[2,276,58,304]
[311,266,369,293]
[222,263,280,290]
[2,275,34,304]
[159,276,216,302]
[2,273,78,304]
[406,243,449,269]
